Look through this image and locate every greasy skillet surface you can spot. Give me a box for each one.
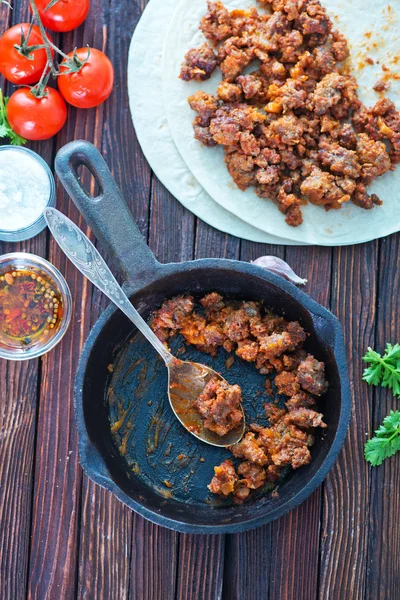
[55,140,350,533]
[75,263,349,533]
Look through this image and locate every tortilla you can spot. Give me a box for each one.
[162,0,400,245]
[127,0,305,245]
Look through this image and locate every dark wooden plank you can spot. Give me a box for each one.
[130,514,178,600]
[319,242,378,598]
[222,525,271,600]
[194,222,240,260]
[75,0,153,596]
[0,6,54,600]
[176,534,225,600]
[26,2,110,596]
[148,175,195,264]
[267,245,332,600]
[365,235,400,600]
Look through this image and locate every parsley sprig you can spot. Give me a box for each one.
[364,410,400,466]
[362,343,400,397]
[0,89,26,146]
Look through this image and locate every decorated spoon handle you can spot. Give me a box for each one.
[44,208,173,365]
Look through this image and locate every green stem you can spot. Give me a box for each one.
[376,355,400,377]
[28,0,58,74]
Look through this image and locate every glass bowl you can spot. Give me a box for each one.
[0,253,72,361]
[0,146,56,242]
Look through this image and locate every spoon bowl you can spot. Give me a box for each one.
[168,358,245,447]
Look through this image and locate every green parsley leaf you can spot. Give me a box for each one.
[362,343,400,397]
[0,89,26,145]
[365,410,400,466]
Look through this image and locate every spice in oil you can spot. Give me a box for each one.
[0,268,63,350]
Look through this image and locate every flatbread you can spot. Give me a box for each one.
[162,0,400,246]
[127,0,305,244]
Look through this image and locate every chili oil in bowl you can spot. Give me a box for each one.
[0,253,72,360]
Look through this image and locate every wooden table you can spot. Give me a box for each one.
[1,1,399,598]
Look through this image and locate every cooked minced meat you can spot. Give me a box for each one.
[151,293,329,503]
[194,377,243,436]
[180,0,400,226]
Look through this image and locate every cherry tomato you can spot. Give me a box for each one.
[33,0,90,33]
[58,48,114,109]
[0,24,54,85]
[6,87,67,141]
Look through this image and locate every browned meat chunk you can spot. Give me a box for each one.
[201,292,225,311]
[208,459,238,496]
[192,119,218,147]
[237,461,266,489]
[180,43,218,81]
[265,403,287,424]
[217,81,243,102]
[188,91,219,126]
[318,140,361,178]
[300,167,351,208]
[284,407,327,428]
[373,79,390,93]
[200,0,233,43]
[285,390,317,410]
[194,377,243,436]
[310,73,356,115]
[237,74,264,99]
[230,432,269,466]
[268,113,305,145]
[258,421,312,469]
[275,370,300,397]
[225,151,257,189]
[218,37,254,82]
[356,133,391,184]
[351,183,381,210]
[236,339,260,362]
[151,296,194,341]
[297,355,328,395]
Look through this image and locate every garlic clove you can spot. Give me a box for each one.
[251,256,307,285]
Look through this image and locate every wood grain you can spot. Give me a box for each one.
[75,1,152,595]
[26,3,108,596]
[319,243,378,598]
[130,514,178,600]
[176,534,225,600]
[365,236,400,600]
[0,6,53,597]
[222,525,271,600]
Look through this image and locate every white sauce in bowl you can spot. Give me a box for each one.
[0,148,51,231]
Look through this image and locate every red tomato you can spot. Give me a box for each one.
[0,24,54,85]
[6,87,67,141]
[33,0,90,32]
[58,48,114,109]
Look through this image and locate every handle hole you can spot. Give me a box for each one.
[76,164,102,199]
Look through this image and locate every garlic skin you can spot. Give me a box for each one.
[251,256,308,286]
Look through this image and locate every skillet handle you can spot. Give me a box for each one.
[55,140,159,288]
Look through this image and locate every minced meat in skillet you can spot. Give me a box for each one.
[151,293,328,503]
[194,377,243,436]
[179,0,400,227]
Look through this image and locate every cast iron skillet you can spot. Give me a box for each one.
[55,140,351,534]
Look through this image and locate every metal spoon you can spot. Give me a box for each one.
[44,208,245,447]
